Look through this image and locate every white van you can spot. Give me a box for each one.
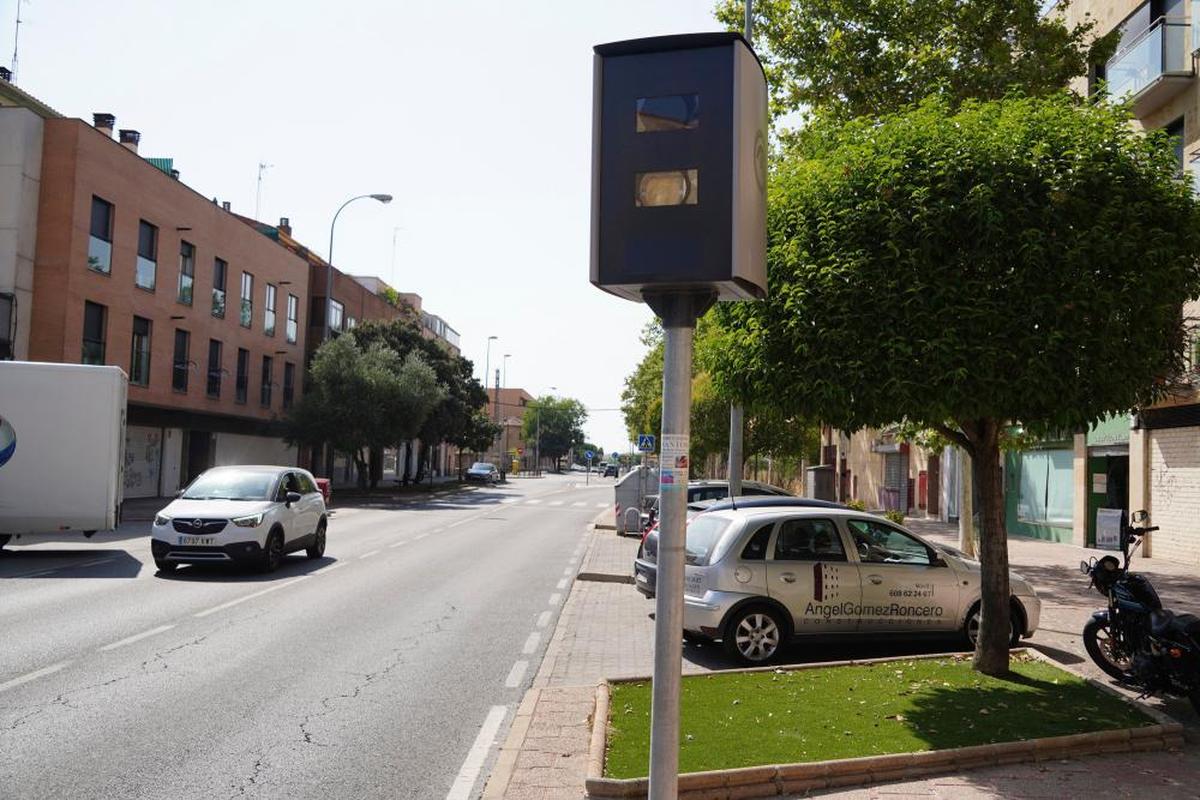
[0,362,127,548]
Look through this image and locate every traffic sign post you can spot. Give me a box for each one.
[590,30,766,800]
[585,450,594,485]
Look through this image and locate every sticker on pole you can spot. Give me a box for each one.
[659,435,689,490]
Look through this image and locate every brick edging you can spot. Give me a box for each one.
[584,650,1185,799]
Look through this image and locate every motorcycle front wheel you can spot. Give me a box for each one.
[1083,617,1135,682]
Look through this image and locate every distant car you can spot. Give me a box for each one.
[150,465,327,574]
[603,464,619,478]
[640,505,1041,664]
[465,462,500,484]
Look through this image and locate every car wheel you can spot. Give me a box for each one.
[723,605,786,665]
[260,530,284,573]
[963,603,1020,649]
[154,559,177,573]
[306,521,326,559]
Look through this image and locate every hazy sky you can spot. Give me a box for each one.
[4,0,727,453]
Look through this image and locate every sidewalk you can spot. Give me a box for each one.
[485,522,1200,800]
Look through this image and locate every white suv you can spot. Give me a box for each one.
[150,465,327,573]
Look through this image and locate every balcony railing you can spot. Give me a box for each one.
[1107,18,1193,110]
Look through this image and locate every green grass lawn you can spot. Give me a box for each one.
[604,654,1153,779]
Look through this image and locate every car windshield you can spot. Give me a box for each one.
[471,462,492,470]
[684,516,733,566]
[181,470,277,500]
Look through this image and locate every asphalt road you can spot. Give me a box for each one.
[0,473,612,800]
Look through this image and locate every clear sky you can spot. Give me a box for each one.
[3,0,727,454]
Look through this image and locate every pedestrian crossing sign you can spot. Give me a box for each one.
[637,434,655,452]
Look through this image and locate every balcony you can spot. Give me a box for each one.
[1107,17,1194,117]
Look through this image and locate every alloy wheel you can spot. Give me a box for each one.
[734,613,780,662]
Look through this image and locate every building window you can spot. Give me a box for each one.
[82,300,106,365]
[172,329,190,392]
[130,316,151,385]
[206,339,222,398]
[286,293,298,343]
[177,241,195,305]
[1166,117,1185,175]
[0,293,13,360]
[347,316,357,330]
[88,196,113,274]
[264,283,277,337]
[240,272,253,328]
[135,220,157,291]
[260,355,273,407]
[283,361,295,409]
[235,348,249,403]
[329,299,345,333]
[212,258,227,318]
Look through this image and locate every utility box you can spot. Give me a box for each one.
[590,32,768,303]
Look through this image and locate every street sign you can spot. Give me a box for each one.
[637,434,656,452]
[611,451,620,460]
[585,450,595,460]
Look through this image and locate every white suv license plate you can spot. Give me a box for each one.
[177,536,215,546]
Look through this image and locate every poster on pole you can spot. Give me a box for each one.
[1095,508,1123,551]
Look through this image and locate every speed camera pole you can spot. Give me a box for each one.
[590,30,767,800]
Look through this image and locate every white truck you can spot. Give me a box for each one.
[0,361,127,549]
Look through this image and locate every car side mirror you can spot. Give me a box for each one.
[285,491,302,505]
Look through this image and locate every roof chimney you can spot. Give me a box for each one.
[93,113,115,137]
[0,67,12,82]
[170,169,180,180]
[118,129,140,153]
[278,217,291,235]
[222,201,231,212]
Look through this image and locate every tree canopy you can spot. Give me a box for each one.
[521,396,588,470]
[709,94,1200,672]
[714,0,1117,121]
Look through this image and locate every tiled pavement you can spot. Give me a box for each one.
[485,520,1200,800]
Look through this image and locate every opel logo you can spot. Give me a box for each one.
[192,519,204,530]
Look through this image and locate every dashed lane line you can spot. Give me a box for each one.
[414,533,430,541]
[445,705,508,800]
[548,593,562,605]
[504,661,529,689]
[548,501,563,506]
[563,567,574,576]
[0,661,71,694]
[313,561,348,574]
[388,541,409,549]
[193,576,310,619]
[360,550,381,559]
[572,502,586,507]
[99,624,176,653]
[536,611,552,628]
[556,578,568,590]
[522,632,542,654]
[525,499,542,505]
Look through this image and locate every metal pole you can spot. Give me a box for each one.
[744,0,753,44]
[728,404,744,496]
[536,407,541,476]
[494,369,501,466]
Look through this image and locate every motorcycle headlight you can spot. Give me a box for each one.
[231,513,265,528]
[154,514,171,527]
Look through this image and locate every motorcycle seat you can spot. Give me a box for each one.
[1151,609,1200,641]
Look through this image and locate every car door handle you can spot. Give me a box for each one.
[867,574,883,585]
[780,572,796,583]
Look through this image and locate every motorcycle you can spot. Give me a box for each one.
[1081,510,1200,713]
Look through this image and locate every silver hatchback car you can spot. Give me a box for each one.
[671,507,1041,664]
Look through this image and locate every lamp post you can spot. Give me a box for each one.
[483,335,498,462]
[502,354,511,472]
[325,193,392,342]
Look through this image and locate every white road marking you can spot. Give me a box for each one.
[522,632,542,654]
[556,578,568,590]
[548,501,563,506]
[595,502,607,508]
[548,593,562,605]
[445,705,508,800]
[0,661,71,694]
[194,576,310,618]
[525,499,542,505]
[563,567,574,576]
[313,561,348,574]
[504,660,528,688]
[501,498,518,504]
[572,502,586,507]
[447,517,478,529]
[388,541,409,549]
[99,624,175,653]
[414,533,429,541]
[360,550,381,559]
[536,611,552,628]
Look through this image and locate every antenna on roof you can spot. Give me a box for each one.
[11,0,23,81]
[255,161,273,220]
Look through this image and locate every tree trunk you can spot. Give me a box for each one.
[970,419,1011,676]
[959,449,976,558]
[354,449,369,491]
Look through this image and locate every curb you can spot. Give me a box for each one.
[481,688,541,799]
[577,572,635,585]
[583,650,1184,799]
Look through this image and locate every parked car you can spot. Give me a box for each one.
[150,466,327,573]
[465,462,501,484]
[637,504,1041,664]
[603,464,619,478]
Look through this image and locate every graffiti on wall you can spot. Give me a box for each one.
[124,427,161,497]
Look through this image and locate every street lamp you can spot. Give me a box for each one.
[325,193,392,341]
[501,354,512,472]
[483,336,498,462]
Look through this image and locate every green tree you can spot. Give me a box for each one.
[714,0,1117,121]
[522,396,588,471]
[709,95,1200,675]
[286,335,444,489]
[351,319,494,479]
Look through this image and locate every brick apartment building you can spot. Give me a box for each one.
[1,87,310,498]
